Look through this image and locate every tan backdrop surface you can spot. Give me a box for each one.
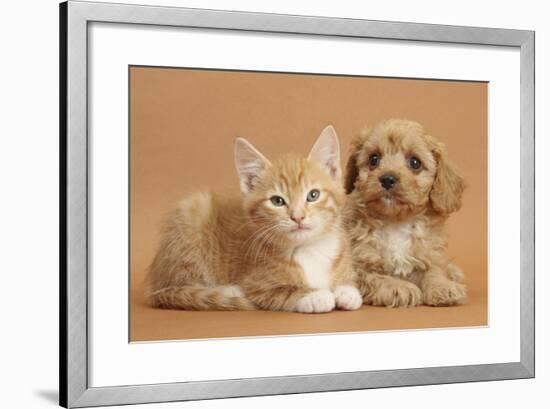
[130,66,487,341]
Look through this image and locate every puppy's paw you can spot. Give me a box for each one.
[367,279,422,308]
[295,289,336,313]
[334,285,362,310]
[423,280,466,306]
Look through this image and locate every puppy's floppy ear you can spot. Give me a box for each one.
[344,134,365,194]
[427,135,466,214]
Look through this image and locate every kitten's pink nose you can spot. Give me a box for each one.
[290,214,305,224]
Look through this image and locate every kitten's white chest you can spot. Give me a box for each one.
[376,221,415,277]
[293,234,340,289]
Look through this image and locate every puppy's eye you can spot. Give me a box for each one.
[306,189,320,202]
[270,196,286,207]
[409,156,422,170]
[369,154,381,168]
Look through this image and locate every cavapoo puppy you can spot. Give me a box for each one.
[344,119,466,307]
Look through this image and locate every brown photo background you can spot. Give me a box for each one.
[130,66,487,341]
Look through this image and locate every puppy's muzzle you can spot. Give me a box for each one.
[379,173,398,190]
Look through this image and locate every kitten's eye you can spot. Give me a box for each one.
[409,156,422,170]
[270,196,286,207]
[369,154,381,168]
[306,189,320,202]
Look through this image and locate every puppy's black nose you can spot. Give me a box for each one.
[379,173,398,190]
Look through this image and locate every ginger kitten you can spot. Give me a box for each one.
[146,126,362,313]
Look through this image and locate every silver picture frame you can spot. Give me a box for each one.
[60,1,535,407]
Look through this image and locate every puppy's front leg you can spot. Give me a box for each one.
[421,270,466,306]
[446,262,465,283]
[358,273,422,308]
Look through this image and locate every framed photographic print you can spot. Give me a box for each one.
[60,1,535,407]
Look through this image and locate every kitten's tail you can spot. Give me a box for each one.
[148,285,256,311]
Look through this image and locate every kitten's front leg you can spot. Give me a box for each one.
[333,284,362,310]
[295,289,336,313]
[331,245,362,310]
[243,282,335,313]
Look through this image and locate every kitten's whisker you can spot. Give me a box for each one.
[256,227,281,265]
[242,222,277,250]
[248,224,282,265]
[250,226,280,261]
[243,223,280,262]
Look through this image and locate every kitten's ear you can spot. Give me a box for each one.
[234,137,271,194]
[308,125,342,180]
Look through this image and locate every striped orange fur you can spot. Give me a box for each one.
[146,126,361,313]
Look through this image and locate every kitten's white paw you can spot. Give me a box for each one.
[295,289,335,313]
[220,285,244,298]
[334,285,362,310]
